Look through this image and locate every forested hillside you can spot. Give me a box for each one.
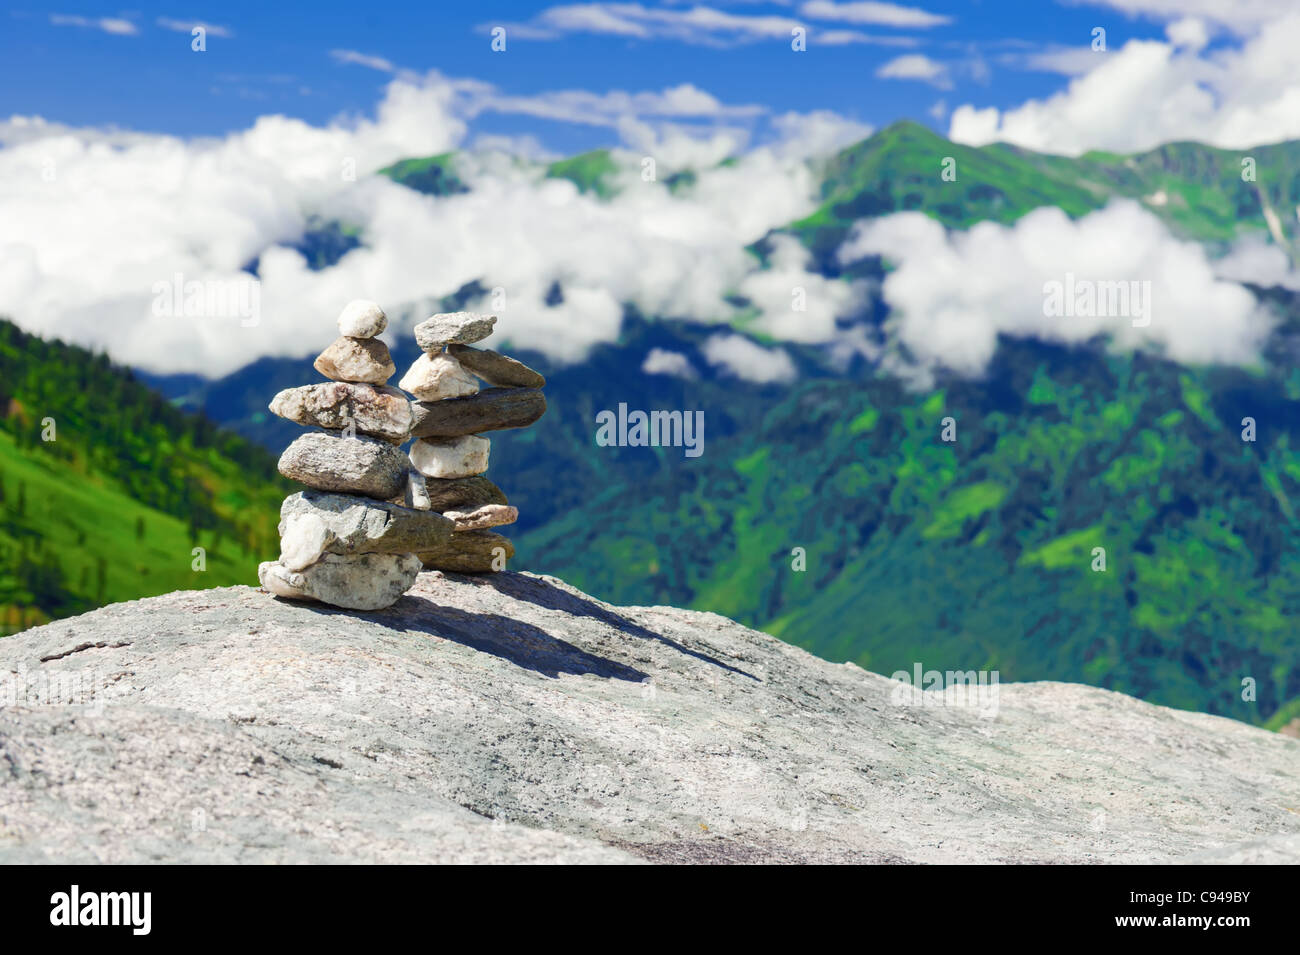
[0,320,289,634]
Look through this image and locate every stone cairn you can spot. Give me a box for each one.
[258,300,546,611]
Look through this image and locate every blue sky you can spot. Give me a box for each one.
[2,0,1175,152]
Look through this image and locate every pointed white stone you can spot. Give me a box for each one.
[399,352,479,401]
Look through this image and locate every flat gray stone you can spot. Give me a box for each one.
[423,475,508,512]
[280,490,453,556]
[411,388,546,439]
[269,382,412,443]
[448,345,546,389]
[417,530,514,573]
[278,432,409,500]
[414,312,496,351]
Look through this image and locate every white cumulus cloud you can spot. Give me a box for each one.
[799,1,951,28]
[950,14,1300,153]
[0,74,860,378]
[703,334,798,383]
[838,202,1275,380]
[876,54,952,89]
[642,348,698,377]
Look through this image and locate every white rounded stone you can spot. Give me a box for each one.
[337,299,387,338]
[409,435,491,479]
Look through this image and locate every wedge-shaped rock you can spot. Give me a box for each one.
[409,435,490,479]
[447,345,545,389]
[444,504,518,532]
[314,336,396,384]
[424,475,508,512]
[258,552,422,611]
[280,490,454,559]
[278,432,409,500]
[402,470,432,510]
[411,388,546,438]
[337,299,387,338]
[279,513,335,572]
[269,382,413,443]
[417,530,514,574]
[398,351,479,402]
[414,312,496,352]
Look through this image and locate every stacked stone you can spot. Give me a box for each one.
[397,311,547,573]
[257,300,455,611]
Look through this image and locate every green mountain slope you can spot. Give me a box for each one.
[0,320,289,634]
[514,319,1300,726]
[800,120,1300,268]
[378,153,468,196]
[377,121,1300,273]
[546,149,620,197]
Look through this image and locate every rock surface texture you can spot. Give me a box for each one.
[279,491,453,556]
[1,573,1297,864]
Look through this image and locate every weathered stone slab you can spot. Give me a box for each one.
[411,388,546,438]
[448,345,545,389]
[269,382,412,443]
[280,490,453,557]
[423,475,508,512]
[414,312,496,351]
[278,432,409,500]
[417,530,514,573]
